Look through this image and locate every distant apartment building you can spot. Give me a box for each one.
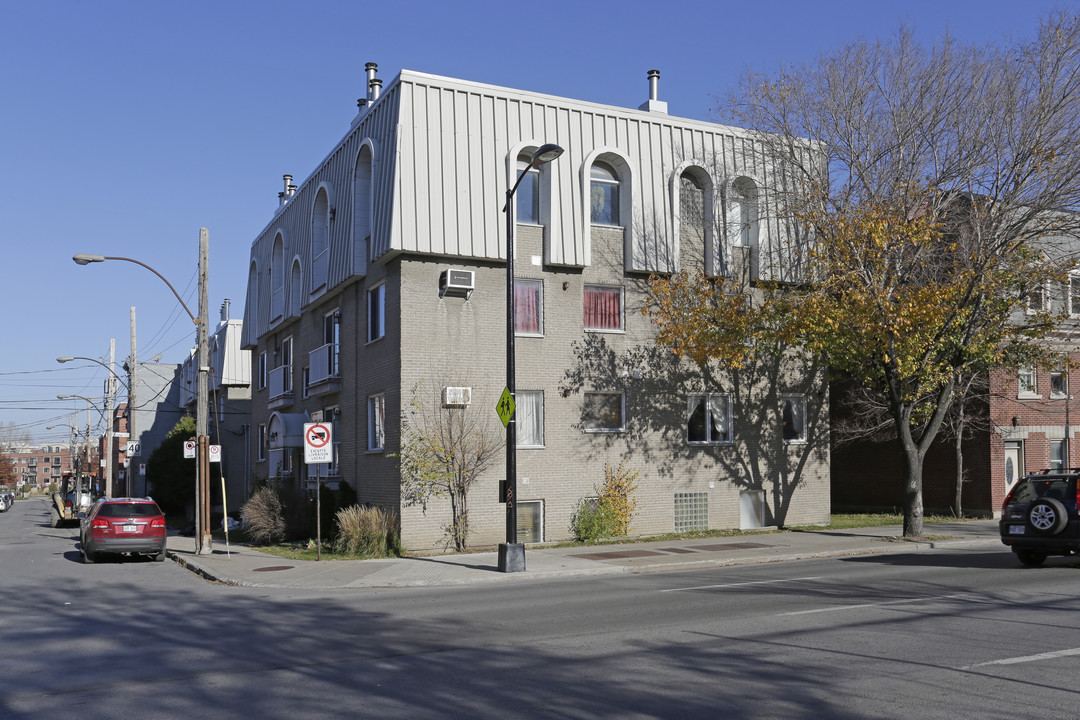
[6,444,76,489]
[123,360,185,497]
[177,299,252,511]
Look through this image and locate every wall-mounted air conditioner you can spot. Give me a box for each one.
[442,386,472,407]
[439,269,475,299]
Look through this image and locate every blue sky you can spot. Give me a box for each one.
[0,0,1070,444]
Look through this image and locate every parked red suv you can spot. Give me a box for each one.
[80,498,167,564]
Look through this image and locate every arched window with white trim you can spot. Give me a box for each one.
[590,161,622,227]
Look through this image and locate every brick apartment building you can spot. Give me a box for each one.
[5,444,78,489]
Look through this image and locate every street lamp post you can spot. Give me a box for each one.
[499,143,564,573]
[56,395,100,490]
[73,228,213,554]
[58,348,128,498]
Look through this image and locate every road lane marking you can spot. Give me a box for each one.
[661,576,824,593]
[780,593,970,616]
[961,647,1080,670]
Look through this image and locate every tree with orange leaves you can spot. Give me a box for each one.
[650,13,1080,536]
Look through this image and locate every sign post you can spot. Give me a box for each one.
[303,422,333,561]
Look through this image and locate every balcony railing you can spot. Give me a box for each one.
[309,342,339,385]
[268,364,293,405]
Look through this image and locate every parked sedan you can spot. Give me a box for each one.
[80,498,167,563]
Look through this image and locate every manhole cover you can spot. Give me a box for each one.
[252,565,294,572]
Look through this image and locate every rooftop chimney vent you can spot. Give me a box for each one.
[638,69,668,114]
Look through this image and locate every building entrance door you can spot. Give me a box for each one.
[1004,441,1023,495]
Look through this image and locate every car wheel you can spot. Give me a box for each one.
[1026,498,1068,536]
[1016,549,1047,567]
[82,546,95,564]
[153,550,167,563]
[50,509,60,528]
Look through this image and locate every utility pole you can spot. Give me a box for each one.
[104,338,116,497]
[196,228,212,554]
[129,306,138,495]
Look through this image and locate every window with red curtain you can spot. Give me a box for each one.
[515,280,542,335]
[584,285,622,331]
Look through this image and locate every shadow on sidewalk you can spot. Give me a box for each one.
[841,550,1027,570]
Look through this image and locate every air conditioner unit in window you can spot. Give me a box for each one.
[442,386,472,407]
[439,269,475,299]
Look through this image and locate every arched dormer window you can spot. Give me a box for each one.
[353,144,374,275]
[678,168,724,275]
[270,233,285,321]
[590,161,621,227]
[731,177,759,250]
[289,259,302,317]
[311,187,330,292]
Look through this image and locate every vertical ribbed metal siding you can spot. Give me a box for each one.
[246,70,803,342]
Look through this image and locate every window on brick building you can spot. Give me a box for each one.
[782,395,807,444]
[1051,370,1068,399]
[687,394,733,445]
[1051,440,1065,472]
[1018,367,1038,397]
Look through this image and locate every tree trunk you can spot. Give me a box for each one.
[900,440,925,537]
[954,419,965,518]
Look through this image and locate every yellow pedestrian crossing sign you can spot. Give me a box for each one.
[496,387,515,427]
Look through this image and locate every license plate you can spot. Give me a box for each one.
[122,524,137,533]
[1009,525,1026,535]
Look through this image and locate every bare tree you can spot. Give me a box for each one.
[0,421,30,452]
[712,13,1080,536]
[398,381,505,551]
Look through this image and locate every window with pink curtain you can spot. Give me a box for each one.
[584,285,622,331]
[515,280,542,335]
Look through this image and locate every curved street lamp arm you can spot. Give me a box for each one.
[56,356,130,391]
[72,254,199,325]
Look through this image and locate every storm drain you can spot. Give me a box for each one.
[252,565,295,572]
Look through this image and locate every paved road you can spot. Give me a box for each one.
[3,498,1079,719]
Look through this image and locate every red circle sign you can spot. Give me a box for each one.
[306,424,330,448]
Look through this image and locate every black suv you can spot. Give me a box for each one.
[1000,470,1080,566]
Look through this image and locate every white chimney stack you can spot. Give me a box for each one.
[638,69,668,114]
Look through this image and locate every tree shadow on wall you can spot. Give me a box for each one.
[559,334,828,527]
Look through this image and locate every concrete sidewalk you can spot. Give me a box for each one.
[165,520,1003,589]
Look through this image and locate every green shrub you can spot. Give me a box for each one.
[333,505,402,557]
[571,462,641,541]
[241,485,287,545]
[571,498,619,542]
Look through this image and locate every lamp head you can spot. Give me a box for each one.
[530,143,564,166]
[73,254,106,265]
[57,357,74,363]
